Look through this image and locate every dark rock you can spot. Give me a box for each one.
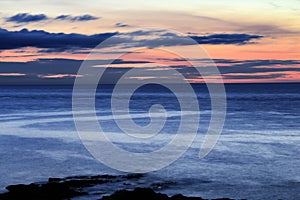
[0,174,234,200]
[0,174,119,200]
[48,177,61,183]
[1,182,85,200]
[92,174,118,179]
[171,194,204,200]
[122,173,144,179]
[101,188,170,200]
[100,188,234,200]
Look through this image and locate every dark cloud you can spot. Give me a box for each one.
[190,34,263,45]
[0,59,82,75]
[5,13,99,24]
[55,14,99,22]
[99,59,300,82]
[115,23,130,28]
[212,59,244,64]
[111,59,151,64]
[6,13,48,23]
[217,59,300,74]
[55,15,70,20]
[170,59,300,81]
[0,57,298,84]
[223,73,285,79]
[157,58,243,64]
[0,28,263,52]
[0,58,154,84]
[0,28,117,51]
[0,58,151,73]
[121,30,263,48]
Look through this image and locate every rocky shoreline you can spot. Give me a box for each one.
[0,174,233,200]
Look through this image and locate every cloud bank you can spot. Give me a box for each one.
[0,28,263,52]
[0,58,298,84]
[0,28,117,51]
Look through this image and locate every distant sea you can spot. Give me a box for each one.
[0,83,299,199]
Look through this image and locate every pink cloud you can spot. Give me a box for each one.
[0,73,26,76]
[38,74,82,79]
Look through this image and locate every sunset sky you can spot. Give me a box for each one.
[0,0,299,84]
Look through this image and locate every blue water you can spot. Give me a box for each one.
[0,83,299,199]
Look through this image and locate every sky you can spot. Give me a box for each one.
[0,0,299,84]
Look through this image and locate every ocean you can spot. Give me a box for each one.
[0,83,299,199]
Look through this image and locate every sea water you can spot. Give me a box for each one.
[0,83,299,199]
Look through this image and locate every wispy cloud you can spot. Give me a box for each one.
[6,13,48,23]
[5,13,99,24]
[223,72,287,79]
[55,14,99,22]
[115,22,130,28]
[0,73,26,77]
[122,30,263,48]
[38,74,82,79]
